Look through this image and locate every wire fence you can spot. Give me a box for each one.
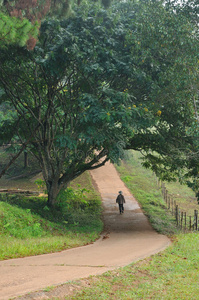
[159,181,199,232]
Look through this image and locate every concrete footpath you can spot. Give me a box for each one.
[0,162,171,300]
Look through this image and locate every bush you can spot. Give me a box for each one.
[56,187,102,226]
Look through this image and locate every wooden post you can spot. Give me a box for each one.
[178,209,180,227]
[181,212,183,229]
[178,208,181,228]
[184,212,186,231]
[165,189,168,204]
[168,196,170,210]
[195,210,198,231]
[189,216,192,230]
[194,210,196,231]
[161,183,164,196]
[163,186,166,200]
[176,205,178,226]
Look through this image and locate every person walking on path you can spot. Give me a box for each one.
[116,191,125,214]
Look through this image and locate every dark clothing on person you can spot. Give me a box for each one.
[118,203,124,214]
[116,194,125,204]
[116,193,125,214]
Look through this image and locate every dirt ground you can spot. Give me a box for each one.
[0,162,171,300]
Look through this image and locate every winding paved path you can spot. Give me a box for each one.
[0,162,170,300]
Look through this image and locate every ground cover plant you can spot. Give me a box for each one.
[0,171,103,260]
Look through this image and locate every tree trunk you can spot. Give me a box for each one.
[46,181,60,207]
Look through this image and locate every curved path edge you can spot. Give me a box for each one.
[0,162,171,300]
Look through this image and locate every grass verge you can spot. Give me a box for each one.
[70,233,199,299]
[115,151,180,235]
[116,151,198,234]
[66,151,199,299]
[0,172,103,260]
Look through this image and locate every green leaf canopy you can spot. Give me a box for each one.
[0,0,198,204]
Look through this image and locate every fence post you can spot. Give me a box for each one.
[194,210,196,231]
[184,212,186,231]
[165,189,168,205]
[168,196,170,210]
[181,212,183,229]
[159,183,198,232]
[195,210,198,231]
[161,183,164,196]
[176,205,178,226]
[189,216,192,230]
[178,208,181,228]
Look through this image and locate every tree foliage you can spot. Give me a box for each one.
[0,10,39,48]
[0,0,72,48]
[124,0,199,177]
[0,0,110,49]
[0,2,137,205]
[0,0,199,205]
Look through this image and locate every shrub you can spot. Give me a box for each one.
[56,187,102,226]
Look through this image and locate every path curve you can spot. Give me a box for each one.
[0,162,170,300]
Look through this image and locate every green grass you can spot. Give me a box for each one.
[67,150,199,300]
[70,233,199,300]
[116,151,198,235]
[1,149,199,299]
[164,180,198,217]
[0,171,103,260]
[115,151,180,235]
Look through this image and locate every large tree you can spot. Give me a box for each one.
[125,0,199,188]
[124,0,199,177]
[0,0,198,205]
[0,3,136,205]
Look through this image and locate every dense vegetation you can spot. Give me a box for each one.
[1,0,199,207]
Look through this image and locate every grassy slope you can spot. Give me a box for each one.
[69,151,199,300]
[0,171,103,260]
[116,151,179,235]
[1,149,199,298]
